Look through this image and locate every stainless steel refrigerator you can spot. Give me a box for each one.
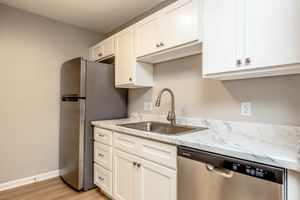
[59,57,127,191]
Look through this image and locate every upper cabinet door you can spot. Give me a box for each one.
[90,36,115,61]
[115,27,135,86]
[245,0,300,70]
[90,43,103,61]
[135,14,161,57]
[161,0,200,50]
[202,0,245,75]
[101,36,115,59]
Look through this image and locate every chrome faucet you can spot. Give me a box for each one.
[155,88,176,125]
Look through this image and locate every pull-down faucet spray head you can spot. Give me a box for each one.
[155,98,161,107]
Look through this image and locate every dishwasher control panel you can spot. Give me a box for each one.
[224,162,277,182]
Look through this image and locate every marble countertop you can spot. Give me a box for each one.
[92,113,300,172]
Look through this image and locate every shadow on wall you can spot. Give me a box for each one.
[128,54,300,126]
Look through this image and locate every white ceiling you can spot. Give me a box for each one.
[0,0,165,34]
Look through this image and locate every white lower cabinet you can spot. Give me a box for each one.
[94,128,177,200]
[138,156,177,200]
[94,164,112,196]
[113,149,177,200]
[287,170,300,200]
[113,149,137,200]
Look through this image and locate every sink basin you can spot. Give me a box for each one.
[119,121,207,135]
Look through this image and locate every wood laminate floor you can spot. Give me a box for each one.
[0,177,110,200]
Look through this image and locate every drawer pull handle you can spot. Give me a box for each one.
[98,134,105,137]
[137,163,141,168]
[98,53,103,57]
[98,153,104,157]
[236,59,242,65]
[98,176,104,181]
[133,162,137,166]
[245,57,251,64]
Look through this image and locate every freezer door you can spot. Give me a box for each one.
[178,156,284,200]
[61,57,86,97]
[59,98,85,190]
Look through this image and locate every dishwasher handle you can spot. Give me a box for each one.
[206,164,233,178]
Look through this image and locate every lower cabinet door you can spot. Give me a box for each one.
[94,164,112,196]
[113,149,137,200]
[137,157,177,200]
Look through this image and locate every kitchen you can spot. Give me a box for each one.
[0,0,299,200]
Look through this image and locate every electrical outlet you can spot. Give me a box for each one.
[241,102,252,116]
[143,102,153,111]
[147,102,152,111]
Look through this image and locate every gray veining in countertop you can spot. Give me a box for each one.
[92,113,300,172]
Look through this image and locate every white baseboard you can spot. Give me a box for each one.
[0,170,59,192]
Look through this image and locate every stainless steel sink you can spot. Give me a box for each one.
[119,121,207,135]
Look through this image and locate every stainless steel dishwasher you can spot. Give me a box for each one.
[178,146,287,200]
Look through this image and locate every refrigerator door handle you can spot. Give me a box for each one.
[61,96,86,101]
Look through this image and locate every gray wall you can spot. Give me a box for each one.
[128,55,300,126]
[0,4,104,184]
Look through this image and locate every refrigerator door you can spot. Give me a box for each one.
[61,57,86,97]
[59,97,85,190]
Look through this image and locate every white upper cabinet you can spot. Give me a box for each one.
[161,0,199,50]
[203,0,300,80]
[244,0,300,70]
[135,14,161,58]
[115,26,153,88]
[202,0,245,74]
[134,0,202,63]
[90,36,114,61]
[115,27,134,86]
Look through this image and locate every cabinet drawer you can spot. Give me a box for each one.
[94,127,112,145]
[94,164,112,196]
[113,131,177,170]
[94,142,112,170]
[140,138,177,170]
[113,132,139,155]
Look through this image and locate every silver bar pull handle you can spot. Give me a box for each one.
[182,152,191,157]
[206,164,233,178]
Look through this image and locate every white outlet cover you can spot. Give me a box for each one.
[143,102,152,111]
[148,102,153,111]
[241,102,252,116]
[143,102,148,111]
